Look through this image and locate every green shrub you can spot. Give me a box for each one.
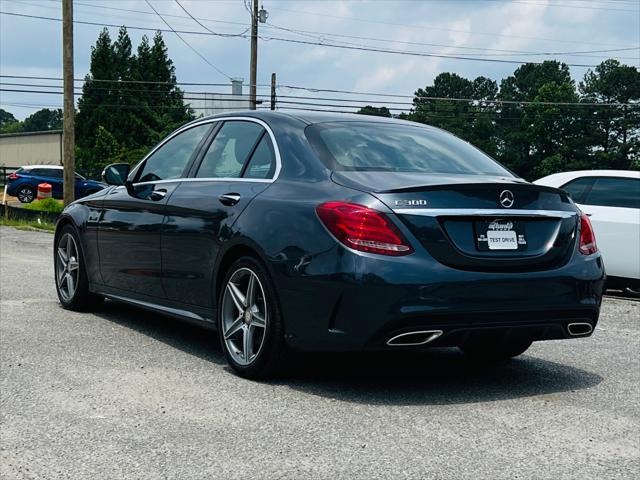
[22,198,64,213]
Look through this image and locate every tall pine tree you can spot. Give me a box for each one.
[76,28,193,175]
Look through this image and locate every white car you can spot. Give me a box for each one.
[534,170,640,295]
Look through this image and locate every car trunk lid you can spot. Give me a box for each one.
[332,171,579,271]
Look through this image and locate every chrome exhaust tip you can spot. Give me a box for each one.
[567,322,593,336]
[386,330,443,347]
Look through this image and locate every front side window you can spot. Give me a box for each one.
[47,169,63,179]
[583,177,640,209]
[136,124,211,183]
[196,121,265,178]
[306,122,513,176]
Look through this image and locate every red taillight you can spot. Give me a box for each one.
[316,202,413,256]
[579,213,597,255]
[7,173,20,180]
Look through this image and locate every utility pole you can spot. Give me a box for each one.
[249,2,268,110]
[249,1,258,110]
[270,72,276,110]
[62,0,75,206]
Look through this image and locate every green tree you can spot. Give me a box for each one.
[0,109,18,130]
[524,82,589,177]
[22,108,63,132]
[76,28,193,176]
[93,125,120,161]
[147,31,193,134]
[407,73,499,157]
[357,105,391,117]
[76,28,117,151]
[497,61,577,179]
[579,59,640,170]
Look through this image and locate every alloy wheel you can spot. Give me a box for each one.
[221,267,268,366]
[56,233,80,302]
[18,187,34,203]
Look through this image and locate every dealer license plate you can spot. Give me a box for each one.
[486,230,518,250]
[475,219,526,251]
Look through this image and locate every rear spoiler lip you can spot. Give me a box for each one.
[392,208,577,219]
[374,182,564,195]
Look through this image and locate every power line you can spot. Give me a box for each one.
[173,0,250,37]
[3,86,638,108]
[263,22,640,60]
[266,6,632,48]
[3,75,640,107]
[12,0,636,59]
[0,75,272,89]
[485,0,639,12]
[0,10,612,68]
[143,0,232,80]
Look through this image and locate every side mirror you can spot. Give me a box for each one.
[102,163,130,186]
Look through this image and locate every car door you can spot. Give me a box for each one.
[571,176,640,280]
[42,168,64,197]
[161,119,279,308]
[98,123,213,298]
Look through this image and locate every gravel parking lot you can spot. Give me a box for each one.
[1,226,638,479]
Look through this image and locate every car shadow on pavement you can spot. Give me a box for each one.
[93,300,226,366]
[94,300,603,406]
[275,350,603,406]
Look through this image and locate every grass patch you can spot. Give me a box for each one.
[21,198,64,214]
[0,217,56,232]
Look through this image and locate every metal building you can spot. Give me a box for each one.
[0,130,63,168]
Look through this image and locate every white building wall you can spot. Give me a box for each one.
[0,131,62,168]
[188,93,252,117]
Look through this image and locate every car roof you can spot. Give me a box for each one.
[189,110,422,127]
[21,165,63,170]
[535,170,640,185]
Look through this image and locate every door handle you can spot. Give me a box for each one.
[219,193,241,206]
[149,189,167,201]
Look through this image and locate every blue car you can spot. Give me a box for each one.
[7,165,106,203]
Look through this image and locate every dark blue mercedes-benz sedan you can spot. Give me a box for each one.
[53,111,604,378]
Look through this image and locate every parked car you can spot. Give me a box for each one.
[6,165,106,203]
[534,170,639,296]
[53,112,605,379]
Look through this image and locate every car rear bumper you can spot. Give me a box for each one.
[277,247,605,352]
[6,183,18,196]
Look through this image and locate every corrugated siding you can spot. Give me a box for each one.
[0,132,62,167]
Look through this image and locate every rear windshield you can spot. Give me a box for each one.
[306,122,512,176]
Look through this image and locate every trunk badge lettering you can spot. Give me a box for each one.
[394,199,427,206]
[499,190,515,208]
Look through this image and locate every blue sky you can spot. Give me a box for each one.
[1,0,639,120]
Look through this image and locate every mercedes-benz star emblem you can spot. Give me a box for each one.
[499,190,515,208]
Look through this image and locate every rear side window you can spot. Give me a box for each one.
[561,177,593,202]
[28,168,60,177]
[136,124,211,183]
[583,177,640,209]
[244,135,276,179]
[306,122,512,176]
[196,121,264,178]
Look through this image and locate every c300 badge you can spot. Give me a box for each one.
[394,199,428,207]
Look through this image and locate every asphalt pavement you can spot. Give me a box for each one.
[1,226,638,479]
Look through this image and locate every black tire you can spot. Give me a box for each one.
[218,256,289,379]
[16,185,36,203]
[460,340,532,362]
[54,224,104,311]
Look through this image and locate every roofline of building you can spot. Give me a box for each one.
[0,130,63,139]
